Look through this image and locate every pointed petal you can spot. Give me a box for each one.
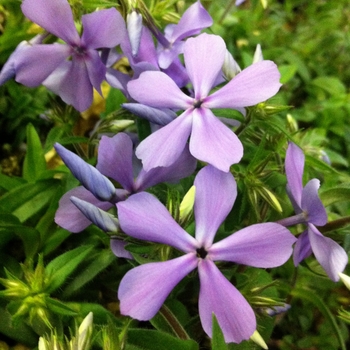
[122,103,177,126]
[84,49,106,95]
[55,187,113,232]
[293,230,312,266]
[136,111,193,171]
[205,60,281,108]
[81,9,126,49]
[301,179,327,226]
[184,33,226,99]
[110,238,133,259]
[308,224,348,282]
[194,166,236,247]
[119,254,197,320]
[285,142,304,208]
[190,108,243,172]
[117,192,198,252]
[135,145,196,191]
[210,223,296,267]
[198,259,256,343]
[127,71,192,109]
[21,0,79,44]
[96,133,134,192]
[45,59,93,111]
[158,41,183,69]
[171,1,213,42]
[55,143,116,202]
[14,44,70,86]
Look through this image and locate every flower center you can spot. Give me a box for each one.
[196,247,208,259]
[72,45,87,57]
[193,100,203,108]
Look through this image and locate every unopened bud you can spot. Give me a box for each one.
[252,44,263,64]
[250,330,268,349]
[222,50,241,80]
[179,186,196,225]
[127,10,143,56]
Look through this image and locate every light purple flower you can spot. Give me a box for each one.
[157,0,213,69]
[284,142,348,281]
[128,33,282,172]
[54,133,196,233]
[117,166,296,343]
[12,0,126,111]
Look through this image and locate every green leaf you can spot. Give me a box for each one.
[0,172,26,191]
[211,314,228,350]
[311,76,346,96]
[126,329,198,350]
[0,179,59,222]
[46,297,78,316]
[22,123,47,182]
[0,305,38,347]
[320,187,350,207]
[278,64,298,84]
[62,249,116,298]
[291,287,347,350]
[45,245,95,293]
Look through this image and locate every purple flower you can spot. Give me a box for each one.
[117,166,296,343]
[157,0,213,69]
[12,0,126,111]
[54,133,196,233]
[128,33,282,172]
[285,142,348,281]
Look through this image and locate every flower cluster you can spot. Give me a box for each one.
[2,0,347,345]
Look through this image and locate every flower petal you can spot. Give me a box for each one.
[21,0,80,44]
[136,111,193,171]
[184,33,226,99]
[55,143,117,201]
[198,259,256,343]
[285,142,304,208]
[55,187,113,233]
[190,108,243,172]
[210,223,296,268]
[81,8,126,49]
[170,1,213,42]
[122,103,177,126]
[293,230,312,266]
[205,60,281,108]
[301,179,327,226]
[135,145,196,191]
[45,58,93,111]
[14,44,70,86]
[308,224,348,282]
[110,238,133,259]
[117,192,198,252]
[118,253,198,320]
[127,71,192,109]
[84,49,107,95]
[96,133,134,192]
[194,166,237,247]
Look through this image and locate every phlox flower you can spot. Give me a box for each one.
[285,142,348,281]
[128,33,282,172]
[54,133,196,233]
[10,0,126,111]
[156,0,213,69]
[117,165,296,343]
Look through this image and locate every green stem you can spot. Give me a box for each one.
[159,305,190,340]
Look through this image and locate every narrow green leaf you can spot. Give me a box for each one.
[46,297,79,316]
[62,249,116,298]
[0,172,26,191]
[126,329,198,350]
[0,179,59,222]
[211,313,228,350]
[23,123,47,182]
[320,187,350,207]
[292,287,346,350]
[45,245,95,293]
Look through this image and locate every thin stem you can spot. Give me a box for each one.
[159,305,190,340]
[276,213,306,227]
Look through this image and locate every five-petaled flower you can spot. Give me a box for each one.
[10,0,126,111]
[128,33,282,172]
[117,165,296,343]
